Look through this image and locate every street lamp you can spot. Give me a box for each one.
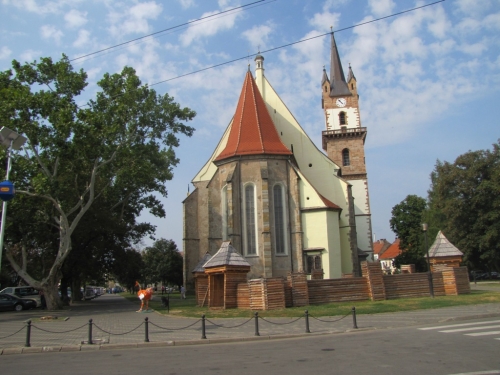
[422,223,434,298]
[0,127,27,280]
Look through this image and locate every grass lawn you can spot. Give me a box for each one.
[121,288,500,319]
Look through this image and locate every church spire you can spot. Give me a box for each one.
[321,65,329,86]
[347,63,356,82]
[329,32,351,97]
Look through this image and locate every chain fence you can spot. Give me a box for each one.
[0,307,359,348]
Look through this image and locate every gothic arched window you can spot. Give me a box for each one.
[342,149,350,166]
[243,183,257,255]
[273,184,287,255]
[221,185,229,241]
[339,111,346,125]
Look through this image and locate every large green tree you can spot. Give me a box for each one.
[0,55,195,309]
[428,141,500,272]
[142,239,183,288]
[389,194,429,271]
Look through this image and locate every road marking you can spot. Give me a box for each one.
[466,330,500,337]
[419,320,500,330]
[438,325,500,333]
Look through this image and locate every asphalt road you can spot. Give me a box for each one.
[1,317,499,375]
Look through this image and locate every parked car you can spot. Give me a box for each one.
[0,286,41,307]
[0,294,37,312]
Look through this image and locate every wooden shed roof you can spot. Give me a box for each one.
[192,252,212,273]
[429,231,463,258]
[203,241,251,268]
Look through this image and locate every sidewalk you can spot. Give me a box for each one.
[1,287,499,355]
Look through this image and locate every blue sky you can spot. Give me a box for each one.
[1,0,499,250]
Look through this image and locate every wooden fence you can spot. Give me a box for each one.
[308,278,369,304]
[199,262,470,310]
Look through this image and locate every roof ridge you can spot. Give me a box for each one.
[250,74,265,152]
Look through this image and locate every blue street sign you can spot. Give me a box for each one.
[0,181,15,202]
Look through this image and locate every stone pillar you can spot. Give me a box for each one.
[361,261,386,301]
[261,161,272,278]
[287,272,309,307]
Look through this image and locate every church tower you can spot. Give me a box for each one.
[321,32,373,259]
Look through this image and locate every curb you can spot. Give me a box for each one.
[0,329,366,355]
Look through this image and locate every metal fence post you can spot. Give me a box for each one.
[201,314,206,339]
[144,317,149,342]
[305,310,311,333]
[25,320,31,347]
[254,312,260,336]
[352,307,358,329]
[88,319,93,344]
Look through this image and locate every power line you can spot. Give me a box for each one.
[75,0,444,107]
[70,0,270,62]
[149,0,445,88]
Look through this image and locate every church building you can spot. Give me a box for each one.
[183,33,373,289]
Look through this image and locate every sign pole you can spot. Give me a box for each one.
[0,139,13,277]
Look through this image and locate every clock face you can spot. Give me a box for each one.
[336,98,346,107]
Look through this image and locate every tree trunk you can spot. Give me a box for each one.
[71,278,83,302]
[42,281,63,310]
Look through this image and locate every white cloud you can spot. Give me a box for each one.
[64,9,87,28]
[0,46,12,60]
[177,0,195,9]
[73,29,90,48]
[2,0,83,15]
[19,49,42,63]
[423,5,451,39]
[484,12,500,30]
[107,2,163,37]
[457,40,488,56]
[179,8,241,46]
[321,0,350,10]
[40,24,63,44]
[308,0,342,31]
[241,23,274,52]
[309,11,340,32]
[368,0,395,17]
[454,0,494,18]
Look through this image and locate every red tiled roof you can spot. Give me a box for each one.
[379,239,402,260]
[373,239,391,255]
[215,70,292,161]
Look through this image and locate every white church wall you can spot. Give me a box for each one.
[325,107,360,131]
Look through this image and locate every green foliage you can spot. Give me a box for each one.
[112,248,144,292]
[428,141,500,272]
[390,195,429,271]
[0,55,195,307]
[142,239,183,287]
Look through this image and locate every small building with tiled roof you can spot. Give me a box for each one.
[378,239,402,274]
[373,239,391,261]
[428,231,463,270]
[183,33,373,288]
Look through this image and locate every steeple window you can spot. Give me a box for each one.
[342,149,350,166]
[243,183,258,256]
[339,111,346,125]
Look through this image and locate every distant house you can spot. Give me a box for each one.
[373,239,391,261]
[378,239,402,274]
